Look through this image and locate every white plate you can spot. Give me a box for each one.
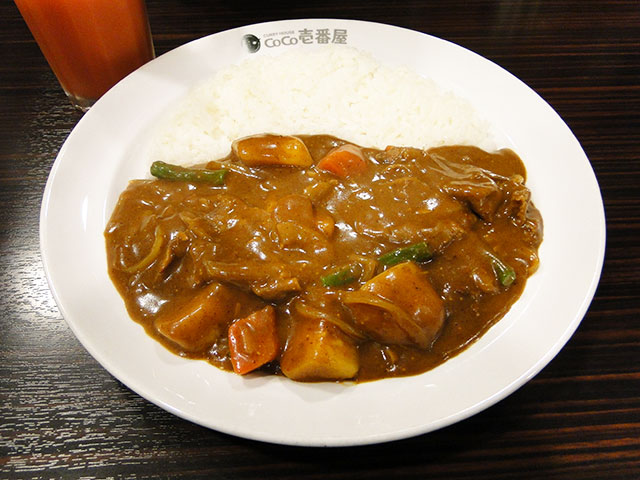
[40,19,605,446]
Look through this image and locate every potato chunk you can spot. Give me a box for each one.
[155,283,237,352]
[280,318,359,382]
[232,134,313,167]
[345,262,445,349]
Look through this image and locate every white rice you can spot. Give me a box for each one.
[148,46,495,166]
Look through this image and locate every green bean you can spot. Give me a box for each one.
[487,251,516,287]
[378,242,432,267]
[321,265,360,287]
[150,161,228,185]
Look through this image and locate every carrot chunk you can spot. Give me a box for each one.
[316,144,367,178]
[228,305,279,375]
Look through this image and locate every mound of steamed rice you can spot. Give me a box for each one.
[148,46,495,166]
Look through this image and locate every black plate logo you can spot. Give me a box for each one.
[242,34,260,53]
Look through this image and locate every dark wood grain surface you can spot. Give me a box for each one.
[1,1,639,478]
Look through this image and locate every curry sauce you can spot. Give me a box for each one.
[105,134,542,382]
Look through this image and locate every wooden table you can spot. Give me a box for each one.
[2,1,638,478]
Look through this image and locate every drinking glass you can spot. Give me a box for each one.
[15,0,155,111]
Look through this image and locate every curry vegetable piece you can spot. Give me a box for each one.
[343,262,445,349]
[378,241,432,266]
[486,250,516,287]
[154,283,238,352]
[293,300,368,341]
[321,264,361,287]
[228,305,279,375]
[316,144,367,178]
[150,161,228,185]
[123,225,164,273]
[280,317,359,382]
[232,134,313,167]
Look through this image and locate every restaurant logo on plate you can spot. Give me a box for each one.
[243,28,349,53]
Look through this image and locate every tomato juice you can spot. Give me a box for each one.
[15,0,155,110]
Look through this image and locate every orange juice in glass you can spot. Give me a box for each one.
[15,0,155,111]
